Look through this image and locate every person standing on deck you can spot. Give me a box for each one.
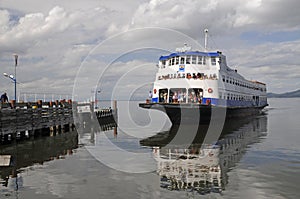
[1,93,8,103]
[149,91,152,99]
[152,89,158,103]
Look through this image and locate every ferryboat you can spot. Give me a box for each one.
[139,29,268,125]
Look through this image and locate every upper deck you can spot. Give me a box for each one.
[156,47,223,82]
[156,48,266,91]
[159,51,220,61]
[158,50,222,69]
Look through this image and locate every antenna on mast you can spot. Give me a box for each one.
[204,29,208,51]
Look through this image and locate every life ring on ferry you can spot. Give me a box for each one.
[208,88,213,93]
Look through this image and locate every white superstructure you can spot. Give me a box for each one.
[151,30,267,108]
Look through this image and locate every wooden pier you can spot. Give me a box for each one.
[74,101,117,127]
[0,100,74,143]
[0,100,117,144]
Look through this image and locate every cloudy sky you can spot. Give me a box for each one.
[1,0,300,102]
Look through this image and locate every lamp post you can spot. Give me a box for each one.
[14,54,18,102]
[95,89,101,110]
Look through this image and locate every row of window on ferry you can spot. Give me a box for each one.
[222,75,266,92]
[160,56,217,67]
[219,92,266,102]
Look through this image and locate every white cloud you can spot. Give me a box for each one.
[227,40,300,92]
[0,10,10,34]
[0,7,69,50]
[130,0,300,37]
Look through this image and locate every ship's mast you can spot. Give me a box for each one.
[204,29,208,51]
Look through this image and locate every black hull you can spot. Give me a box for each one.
[139,103,267,125]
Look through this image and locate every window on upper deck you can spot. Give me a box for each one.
[162,60,166,67]
[171,57,175,65]
[192,56,196,64]
[186,55,191,64]
[180,57,185,64]
[175,56,179,65]
[197,56,202,65]
[211,57,216,65]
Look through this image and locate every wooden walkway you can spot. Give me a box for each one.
[0,100,74,142]
[0,100,117,144]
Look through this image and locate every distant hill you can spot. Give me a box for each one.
[267,89,300,98]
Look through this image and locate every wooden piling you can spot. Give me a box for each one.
[50,126,55,137]
[0,155,11,166]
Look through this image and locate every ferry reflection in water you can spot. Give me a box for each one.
[153,145,222,194]
[140,114,268,195]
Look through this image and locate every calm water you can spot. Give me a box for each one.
[0,98,299,199]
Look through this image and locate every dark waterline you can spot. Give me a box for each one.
[0,98,299,199]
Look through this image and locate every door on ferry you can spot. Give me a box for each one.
[159,89,168,103]
[169,88,187,103]
[253,96,259,106]
[256,96,259,106]
[188,88,203,103]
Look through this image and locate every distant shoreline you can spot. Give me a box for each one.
[267,89,300,98]
[267,96,300,98]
